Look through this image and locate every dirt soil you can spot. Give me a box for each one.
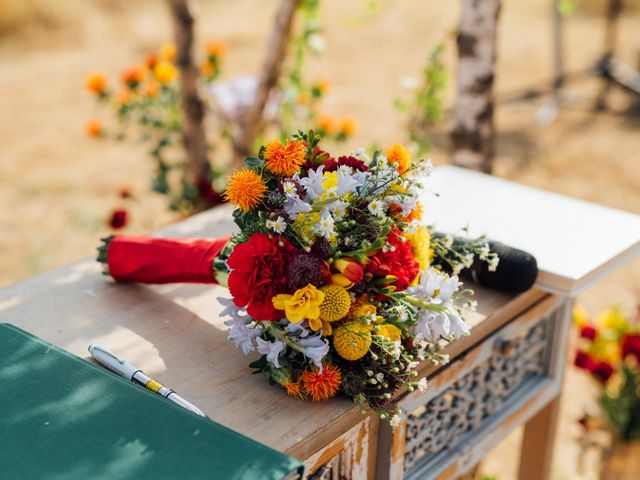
[1,0,639,478]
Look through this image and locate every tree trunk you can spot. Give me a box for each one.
[168,0,216,206]
[451,0,501,174]
[233,0,300,163]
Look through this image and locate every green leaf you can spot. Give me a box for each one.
[244,156,264,170]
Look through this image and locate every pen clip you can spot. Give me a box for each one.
[89,344,126,364]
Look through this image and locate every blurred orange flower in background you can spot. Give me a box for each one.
[121,66,145,89]
[205,39,227,57]
[338,117,357,137]
[85,119,103,137]
[317,115,335,134]
[85,72,107,95]
[159,42,177,62]
[116,90,132,105]
[145,80,160,97]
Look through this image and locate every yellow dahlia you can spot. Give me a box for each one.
[333,322,372,361]
[272,284,325,323]
[319,285,351,322]
[301,363,342,401]
[386,144,411,173]
[264,140,306,176]
[224,168,267,212]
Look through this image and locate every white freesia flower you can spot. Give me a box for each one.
[298,166,324,201]
[448,310,470,338]
[297,336,329,370]
[256,337,286,368]
[479,243,491,260]
[218,297,261,355]
[284,194,312,220]
[336,172,361,197]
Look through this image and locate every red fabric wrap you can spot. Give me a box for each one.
[107,235,231,284]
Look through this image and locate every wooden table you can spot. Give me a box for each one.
[0,205,573,479]
[3,166,639,479]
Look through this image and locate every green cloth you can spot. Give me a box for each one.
[0,324,303,480]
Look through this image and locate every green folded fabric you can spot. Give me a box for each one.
[0,323,303,480]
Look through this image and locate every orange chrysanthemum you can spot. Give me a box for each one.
[301,364,342,402]
[386,144,411,174]
[283,379,305,399]
[264,140,306,176]
[223,168,267,212]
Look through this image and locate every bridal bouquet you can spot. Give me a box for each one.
[99,131,496,423]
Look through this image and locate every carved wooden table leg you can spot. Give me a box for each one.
[518,394,561,480]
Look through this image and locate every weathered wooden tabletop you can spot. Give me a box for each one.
[0,205,545,460]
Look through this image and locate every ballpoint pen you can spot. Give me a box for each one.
[88,344,207,418]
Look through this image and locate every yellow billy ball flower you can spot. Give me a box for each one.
[411,226,432,271]
[272,284,325,323]
[319,285,351,322]
[333,323,372,361]
[154,61,178,84]
[223,168,267,212]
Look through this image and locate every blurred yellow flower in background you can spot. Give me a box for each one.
[154,62,178,84]
[338,117,357,137]
[597,307,629,333]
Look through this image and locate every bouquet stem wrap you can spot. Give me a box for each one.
[101,235,231,284]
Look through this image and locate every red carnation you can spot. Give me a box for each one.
[591,361,614,383]
[622,333,640,362]
[324,155,368,172]
[109,208,128,229]
[227,233,298,321]
[579,325,597,341]
[368,230,419,292]
[574,350,595,371]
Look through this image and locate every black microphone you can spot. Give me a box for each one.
[467,240,538,293]
[434,234,539,293]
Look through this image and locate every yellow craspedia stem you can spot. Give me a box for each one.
[333,322,372,361]
[319,285,351,322]
[224,168,267,213]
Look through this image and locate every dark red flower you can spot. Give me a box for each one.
[109,209,128,229]
[368,230,419,292]
[324,155,368,172]
[579,326,597,341]
[622,333,640,361]
[227,233,298,321]
[574,350,595,371]
[591,361,614,383]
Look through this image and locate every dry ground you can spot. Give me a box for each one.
[1,0,639,478]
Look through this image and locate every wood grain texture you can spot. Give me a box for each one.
[0,206,542,463]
